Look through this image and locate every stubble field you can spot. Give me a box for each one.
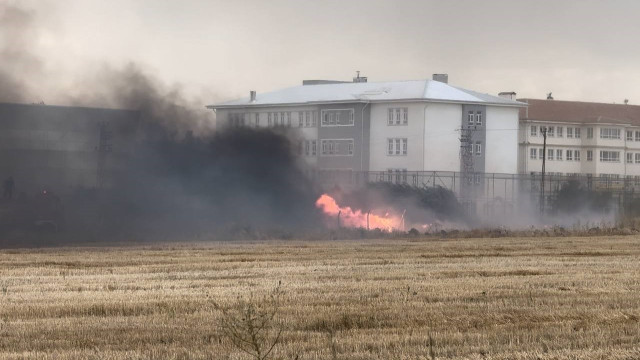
[0,235,639,359]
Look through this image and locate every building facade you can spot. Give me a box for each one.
[208,76,523,187]
[518,99,640,180]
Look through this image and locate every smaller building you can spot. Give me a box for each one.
[518,99,640,181]
[0,102,140,195]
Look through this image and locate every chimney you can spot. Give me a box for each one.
[498,91,517,100]
[250,90,256,102]
[432,74,448,84]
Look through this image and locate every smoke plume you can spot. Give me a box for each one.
[0,2,324,242]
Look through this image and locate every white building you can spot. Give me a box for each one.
[208,75,523,186]
[518,98,640,180]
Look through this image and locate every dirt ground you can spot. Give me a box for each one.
[0,236,639,359]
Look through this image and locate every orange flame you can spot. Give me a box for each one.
[315,194,400,231]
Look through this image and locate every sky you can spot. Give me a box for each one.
[7,0,640,106]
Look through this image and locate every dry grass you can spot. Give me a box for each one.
[0,236,639,359]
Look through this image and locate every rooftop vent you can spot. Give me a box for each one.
[498,91,517,100]
[353,71,367,83]
[250,90,256,102]
[432,74,448,84]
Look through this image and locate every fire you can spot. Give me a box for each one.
[315,194,400,231]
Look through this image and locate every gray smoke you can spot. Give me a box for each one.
[0,4,41,103]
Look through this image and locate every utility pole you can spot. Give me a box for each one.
[540,127,547,214]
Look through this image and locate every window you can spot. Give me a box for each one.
[548,149,554,160]
[575,150,580,161]
[474,142,482,156]
[587,150,593,161]
[556,149,562,160]
[298,112,304,127]
[281,112,285,126]
[628,153,634,164]
[566,150,573,161]
[636,131,640,142]
[530,148,537,159]
[587,127,593,139]
[311,140,317,156]
[627,131,633,141]
[474,173,482,185]
[600,151,620,162]
[304,141,310,156]
[320,139,351,156]
[475,112,482,126]
[387,138,408,156]
[600,128,620,139]
[557,127,563,137]
[267,113,272,127]
[575,128,581,138]
[255,113,260,127]
[636,153,640,164]
[388,108,408,125]
[321,109,354,126]
[567,127,573,138]
[547,127,555,137]
[468,111,474,125]
[530,126,537,137]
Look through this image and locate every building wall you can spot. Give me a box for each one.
[423,103,461,172]
[369,102,431,172]
[461,104,486,173]
[485,106,519,174]
[518,121,640,178]
[317,103,370,172]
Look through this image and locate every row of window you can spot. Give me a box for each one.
[321,139,354,156]
[229,110,357,128]
[530,125,640,141]
[530,126,582,138]
[625,131,640,141]
[467,111,483,126]
[530,148,581,161]
[321,109,354,126]
[529,149,631,162]
[626,153,640,164]
[387,108,408,126]
[387,138,408,156]
[300,140,317,157]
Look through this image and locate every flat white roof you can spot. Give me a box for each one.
[208,79,526,108]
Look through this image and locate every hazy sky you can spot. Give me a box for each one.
[11,0,640,105]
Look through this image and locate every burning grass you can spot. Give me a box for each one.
[0,236,639,359]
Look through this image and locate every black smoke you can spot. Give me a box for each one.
[65,127,323,239]
[0,3,323,242]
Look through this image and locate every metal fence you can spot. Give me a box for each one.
[313,170,640,217]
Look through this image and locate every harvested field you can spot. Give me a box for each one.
[0,236,639,359]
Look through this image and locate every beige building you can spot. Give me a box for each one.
[518,98,640,180]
